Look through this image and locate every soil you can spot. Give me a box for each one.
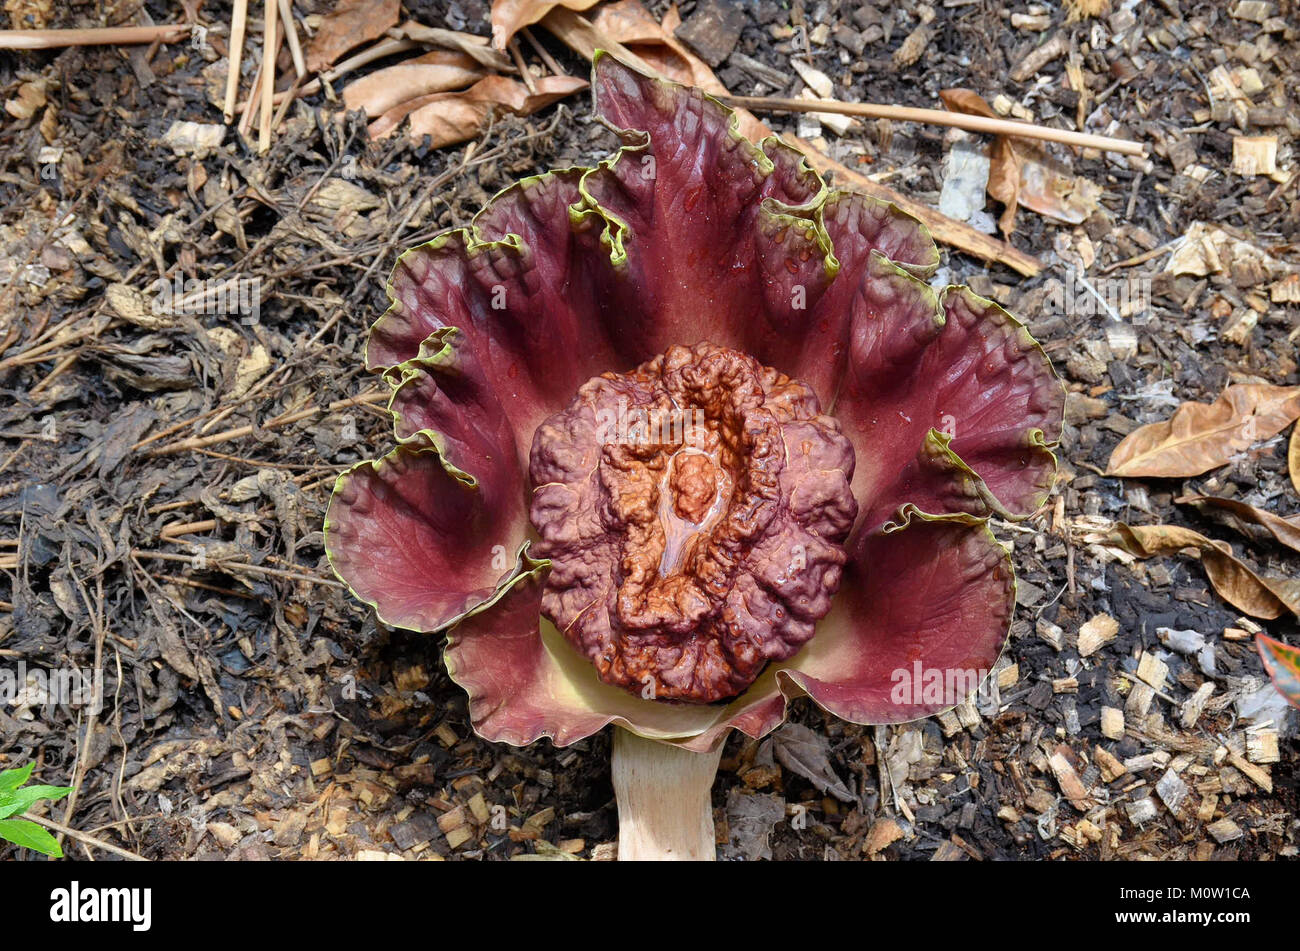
[1,0,1296,861]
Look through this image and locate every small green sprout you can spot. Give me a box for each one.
[0,763,74,858]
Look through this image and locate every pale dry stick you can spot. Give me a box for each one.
[718,93,1147,157]
[24,814,147,861]
[0,25,188,49]
[160,519,217,538]
[270,72,304,137]
[507,36,536,94]
[132,549,344,587]
[148,390,385,456]
[235,38,422,110]
[57,567,106,854]
[276,0,305,78]
[223,0,250,122]
[237,33,264,137]
[28,349,78,396]
[520,26,565,76]
[258,0,279,153]
[1098,239,1180,275]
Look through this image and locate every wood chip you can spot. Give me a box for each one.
[1037,618,1065,651]
[1136,651,1169,691]
[436,805,467,833]
[1228,752,1273,793]
[1231,135,1278,176]
[1101,706,1125,740]
[1155,768,1190,813]
[1126,682,1155,717]
[1246,730,1279,764]
[1077,613,1119,656]
[1180,682,1215,728]
[1231,1,1273,23]
[864,817,904,856]
[1206,817,1243,843]
[1094,745,1128,783]
[1048,746,1093,810]
[790,58,833,98]
[1125,797,1157,824]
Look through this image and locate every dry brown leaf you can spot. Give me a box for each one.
[1176,494,1300,555]
[369,74,587,146]
[939,87,1099,235]
[307,0,400,73]
[1109,523,1298,620]
[1290,424,1300,497]
[342,52,485,118]
[596,2,719,90]
[544,0,769,143]
[388,22,515,72]
[1107,384,1300,478]
[490,0,601,50]
[939,89,1021,235]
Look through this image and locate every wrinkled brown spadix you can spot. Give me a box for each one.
[529,343,858,703]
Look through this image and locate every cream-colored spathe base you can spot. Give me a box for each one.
[611,727,724,861]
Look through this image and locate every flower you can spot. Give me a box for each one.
[325,53,1065,752]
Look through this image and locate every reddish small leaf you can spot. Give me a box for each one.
[1256,634,1300,710]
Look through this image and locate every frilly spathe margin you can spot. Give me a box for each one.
[324,51,1065,751]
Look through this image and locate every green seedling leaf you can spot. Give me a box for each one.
[0,763,35,794]
[0,784,74,820]
[0,818,63,857]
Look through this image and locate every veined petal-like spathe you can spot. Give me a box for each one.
[328,52,1064,750]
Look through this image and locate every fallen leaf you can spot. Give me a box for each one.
[342,52,485,118]
[490,0,601,50]
[940,88,1099,235]
[1290,424,1300,497]
[940,89,1021,235]
[721,788,785,861]
[1176,494,1300,555]
[1255,634,1300,710]
[369,74,587,146]
[1109,523,1299,620]
[770,723,854,803]
[1106,384,1300,478]
[306,0,400,73]
[544,0,770,142]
